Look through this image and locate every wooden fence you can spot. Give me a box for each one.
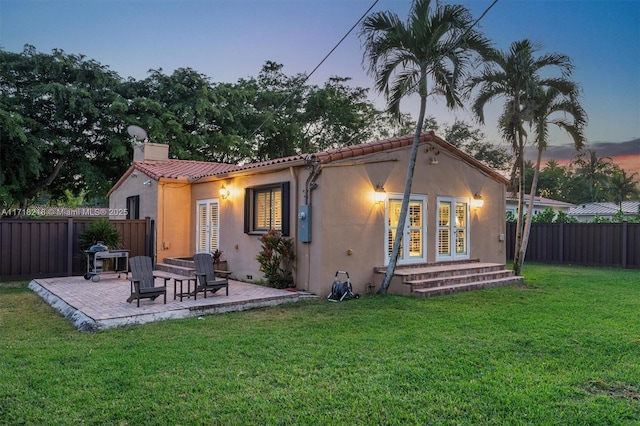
[506,222,640,268]
[0,218,154,280]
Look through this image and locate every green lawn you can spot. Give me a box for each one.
[1,264,639,425]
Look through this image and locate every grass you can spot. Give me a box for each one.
[1,263,639,425]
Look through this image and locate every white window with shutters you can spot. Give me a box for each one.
[436,196,470,261]
[384,194,426,265]
[196,199,220,254]
[254,187,281,231]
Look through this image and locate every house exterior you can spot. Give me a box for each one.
[506,193,574,218]
[109,132,510,296]
[568,201,640,222]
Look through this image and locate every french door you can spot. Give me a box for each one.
[196,199,220,254]
[436,197,469,261]
[385,195,427,265]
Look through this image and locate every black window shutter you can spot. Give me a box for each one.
[281,181,290,236]
[244,188,251,234]
[133,195,140,219]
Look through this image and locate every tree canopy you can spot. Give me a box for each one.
[0,47,405,210]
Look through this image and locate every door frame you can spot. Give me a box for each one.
[196,198,220,254]
[435,196,470,262]
[384,194,427,266]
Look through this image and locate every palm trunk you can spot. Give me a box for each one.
[378,73,428,295]
[516,145,543,274]
[512,131,526,276]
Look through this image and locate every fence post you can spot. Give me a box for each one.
[621,221,628,269]
[67,217,74,276]
[559,222,564,264]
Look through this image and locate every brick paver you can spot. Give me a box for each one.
[29,273,300,331]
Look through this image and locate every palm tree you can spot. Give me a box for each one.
[519,86,586,269]
[469,39,577,275]
[572,149,615,203]
[609,169,639,210]
[360,0,490,294]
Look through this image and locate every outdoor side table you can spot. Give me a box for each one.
[174,277,196,301]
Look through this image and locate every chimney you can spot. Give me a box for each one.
[133,142,169,162]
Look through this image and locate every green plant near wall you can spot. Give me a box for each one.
[79,219,123,251]
[256,229,295,289]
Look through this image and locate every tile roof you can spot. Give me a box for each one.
[133,159,238,180]
[221,132,509,184]
[108,132,509,195]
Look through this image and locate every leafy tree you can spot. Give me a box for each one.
[440,119,510,172]
[0,46,130,210]
[531,208,557,223]
[470,39,578,275]
[360,0,490,294]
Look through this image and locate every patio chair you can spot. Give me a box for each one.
[127,256,169,307]
[193,253,229,299]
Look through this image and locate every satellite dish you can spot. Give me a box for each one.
[127,125,148,141]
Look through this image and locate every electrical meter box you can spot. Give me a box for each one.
[298,205,311,242]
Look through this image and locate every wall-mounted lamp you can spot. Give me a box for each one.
[471,192,484,209]
[219,186,230,200]
[143,179,152,186]
[374,182,386,204]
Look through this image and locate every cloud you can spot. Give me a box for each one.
[524,138,640,162]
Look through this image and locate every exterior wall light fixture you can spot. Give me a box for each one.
[374,183,386,204]
[471,192,484,209]
[220,186,230,200]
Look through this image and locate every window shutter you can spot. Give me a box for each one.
[281,181,290,236]
[244,188,251,234]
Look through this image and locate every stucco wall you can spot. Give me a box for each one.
[307,143,507,296]
[191,169,306,286]
[156,180,192,263]
[108,171,159,221]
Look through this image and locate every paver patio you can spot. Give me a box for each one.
[29,273,302,332]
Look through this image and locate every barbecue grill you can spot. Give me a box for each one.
[84,241,129,282]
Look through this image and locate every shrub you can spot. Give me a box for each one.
[256,229,295,289]
[79,219,122,251]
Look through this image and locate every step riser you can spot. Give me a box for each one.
[405,265,505,281]
[408,271,515,290]
[373,259,480,274]
[163,257,196,268]
[156,263,194,277]
[412,277,524,297]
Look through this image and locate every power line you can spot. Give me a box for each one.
[247,0,380,141]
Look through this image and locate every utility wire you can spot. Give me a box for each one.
[247,0,380,141]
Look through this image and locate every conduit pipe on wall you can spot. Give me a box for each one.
[303,155,321,205]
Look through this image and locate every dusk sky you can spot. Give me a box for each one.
[1,0,639,151]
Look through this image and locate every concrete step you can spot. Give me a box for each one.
[398,262,507,281]
[412,276,525,297]
[406,270,516,291]
[156,262,194,277]
[163,257,195,268]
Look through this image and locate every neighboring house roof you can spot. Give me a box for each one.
[108,132,509,196]
[568,201,640,217]
[506,193,575,209]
